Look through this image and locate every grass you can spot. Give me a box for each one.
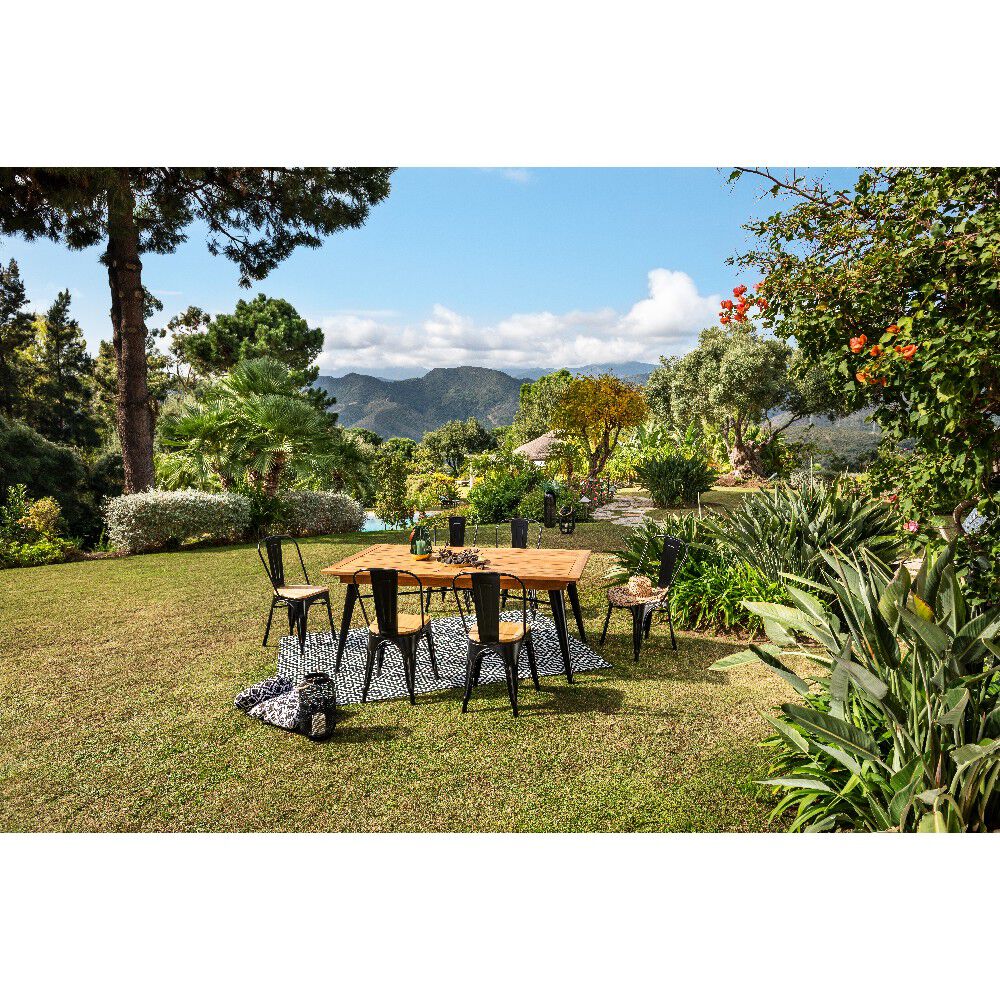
[0,521,789,832]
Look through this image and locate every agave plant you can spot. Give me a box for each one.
[704,479,901,582]
[711,544,1000,831]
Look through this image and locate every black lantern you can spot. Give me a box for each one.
[299,672,337,740]
[558,505,576,535]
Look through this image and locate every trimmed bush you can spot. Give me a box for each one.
[276,491,365,536]
[104,490,253,553]
[104,489,366,553]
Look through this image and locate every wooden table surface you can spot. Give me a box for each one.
[321,543,591,591]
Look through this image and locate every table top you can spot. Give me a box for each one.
[321,543,591,591]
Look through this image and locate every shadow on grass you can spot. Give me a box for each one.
[329,708,412,744]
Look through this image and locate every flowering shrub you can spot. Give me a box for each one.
[0,486,76,569]
[104,489,364,552]
[275,491,365,536]
[104,490,253,553]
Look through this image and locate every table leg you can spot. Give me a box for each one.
[548,588,574,683]
[334,584,358,673]
[567,582,587,643]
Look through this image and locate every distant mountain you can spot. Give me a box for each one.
[502,361,658,383]
[315,366,530,440]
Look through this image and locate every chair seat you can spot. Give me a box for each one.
[469,621,530,644]
[276,584,328,600]
[369,612,425,636]
[607,585,667,608]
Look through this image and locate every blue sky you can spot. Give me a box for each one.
[0,167,860,376]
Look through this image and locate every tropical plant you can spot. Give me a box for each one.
[711,544,1000,831]
[157,358,340,495]
[637,454,716,507]
[705,480,901,582]
[608,515,785,633]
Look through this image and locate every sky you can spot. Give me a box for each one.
[0,168,861,378]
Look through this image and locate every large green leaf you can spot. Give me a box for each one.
[900,609,951,656]
[782,704,882,764]
[759,777,833,792]
[750,643,810,696]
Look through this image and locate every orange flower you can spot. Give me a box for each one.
[895,344,917,361]
[856,369,872,385]
[886,324,900,335]
[849,335,867,353]
[719,314,731,325]
[870,345,884,358]
[733,284,747,297]
[875,376,887,387]
[720,299,733,310]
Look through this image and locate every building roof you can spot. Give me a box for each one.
[513,431,561,461]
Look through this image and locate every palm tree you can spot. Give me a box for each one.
[157,358,340,495]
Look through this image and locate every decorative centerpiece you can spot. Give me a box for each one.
[408,524,433,560]
[438,546,490,569]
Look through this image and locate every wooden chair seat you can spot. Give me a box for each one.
[469,621,530,644]
[369,612,425,636]
[277,584,329,600]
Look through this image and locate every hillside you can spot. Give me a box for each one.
[504,361,657,383]
[315,366,529,440]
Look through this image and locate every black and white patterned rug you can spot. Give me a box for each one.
[276,613,612,706]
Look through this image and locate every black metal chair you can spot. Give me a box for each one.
[599,534,686,661]
[452,570,539,717]
[494,516,543,549]
[426,515,480,609]
[356,568,439,705]
[258,535,335,654]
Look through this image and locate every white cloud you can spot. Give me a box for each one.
[481,167,534,184]
[314,268,720,374]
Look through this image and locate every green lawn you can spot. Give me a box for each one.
[0,522,787,832]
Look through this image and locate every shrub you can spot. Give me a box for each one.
[276,491,365,536]
[371,447,413,528]
[705,479,901,583]
[711,545,1000,832]
[637,454,716,507]
[0,486,75,569]
[406,472,459,515]
[0,414,97,541]
[103,490,252,553]
[609,515,783,633]
[467,456,541,524]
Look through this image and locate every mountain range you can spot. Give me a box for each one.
[316,362,657,440]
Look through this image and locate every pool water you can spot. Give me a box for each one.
[361,513,411,532]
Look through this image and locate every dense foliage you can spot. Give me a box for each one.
[420,417,494,474]
[636,454,716,507]
[713,546,1000,831]
[0,485,76,568]
[467,453,542,524]
[509,368,573,445]
[732,166,999,597]
[157,358,341,495]
[552,374,647,478]
[644,311,841,477]
[704,480,901,581]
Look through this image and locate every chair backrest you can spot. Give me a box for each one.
[452,570,528,645]
[511,517,530,549]
[448,515,466,547]
[354,567,424,637]
[656,535,686,590]
[258,535,307,591]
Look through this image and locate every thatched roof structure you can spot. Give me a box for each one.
[513,431,561,462]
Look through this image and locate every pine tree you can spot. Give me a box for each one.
[22,290,100,448]
[0,258,34,417]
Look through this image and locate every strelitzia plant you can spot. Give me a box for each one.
[711,543,1000,831]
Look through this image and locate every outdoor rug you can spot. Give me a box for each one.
[276,613,613,706]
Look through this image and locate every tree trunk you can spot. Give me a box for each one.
[729,419,764,479]
[106,173,155,493]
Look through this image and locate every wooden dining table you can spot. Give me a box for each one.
[321,543,592,681]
